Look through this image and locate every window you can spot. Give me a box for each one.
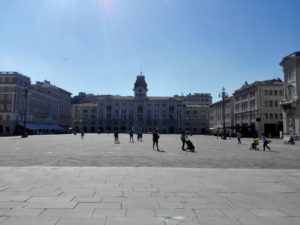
[275,114,278,119]
[270,113,273,119]
[269,101,273,107]
[264,100,268,108]
[279,90,283,96]
[265,113,268,119]
[279,113,283,120]
[274,101,278,107]
[274,90,278,96]
[264,90,268,96]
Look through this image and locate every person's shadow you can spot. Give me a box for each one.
[157,149,165,152]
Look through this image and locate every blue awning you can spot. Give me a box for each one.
[18,122,64,130]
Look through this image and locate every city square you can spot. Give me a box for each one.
[0,134,300,225]
[1,0,300,224]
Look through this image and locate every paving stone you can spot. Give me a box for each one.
[0,195,31,202]
[2,208,44,217]
[126,209,155,217]
[0,217,9,223]
[25,201,77,209]
[75,202,121,210]
[39,208,94,218]
[92,209,126,217]
[1,216,58,225]
[0,209,10,216]
[251,209,288,217]
[105,216,165,225]
[0,201,27,209]
[157,201,184,209]
[55,217,106,225]
[155,208,196,219]
[123,197,158,209]
[196,215,242,225]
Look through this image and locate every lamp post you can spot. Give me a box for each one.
[21,87,28,138]
[219,87,228,140]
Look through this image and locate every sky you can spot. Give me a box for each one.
[0,0,299,102]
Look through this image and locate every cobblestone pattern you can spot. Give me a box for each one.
[0,167,299,225]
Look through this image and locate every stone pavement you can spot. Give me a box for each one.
[0,167,300,225]
[0,134,300,168]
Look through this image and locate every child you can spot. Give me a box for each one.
[250,138,259,150]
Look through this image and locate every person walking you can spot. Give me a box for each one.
[262,133,271,151]
[180,131,187,151]
[114,131,119,144]
[152,129,160,151]
[237,131,242,144]
[81,130,84,139]
[129,129,134,143]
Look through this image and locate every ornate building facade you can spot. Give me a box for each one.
[72,74,211,134]
[233,79,284,137]
[280,51,300,139]
[0,72,71,135]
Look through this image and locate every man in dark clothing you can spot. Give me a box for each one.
[262,133,271,151]
[129,129,134,143]
[181,131,186,150]
[114,131,119,144]
[152,130,160,151]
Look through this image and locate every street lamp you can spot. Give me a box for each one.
[21,87,28,138]
[219,87,228,140]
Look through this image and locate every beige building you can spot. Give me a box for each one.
[234,79,284,137]
[31,81,72,130]
[72,74,211,134]
[185,105,210,134]
[0,72,71,135]
[280,51,300,139]
[0,72,31,135]
[209,96,234,135]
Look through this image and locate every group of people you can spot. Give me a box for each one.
[250,133,271,151]
[112,129,195,152]
[112,129,160,151]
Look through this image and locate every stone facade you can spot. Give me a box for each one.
[234,80,284,137]
[71,74,211,134]
[0,72,31,135]
[0,72,71,135]
[280,51,300,139]
[209,96,234,135]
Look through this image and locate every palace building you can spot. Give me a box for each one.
[71,73,211,134]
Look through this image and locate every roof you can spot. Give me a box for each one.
[234,79,283,94]
[280,51,300,65]
[0,71,30,80]
[134,75,148,89]
[148,96,183,101]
